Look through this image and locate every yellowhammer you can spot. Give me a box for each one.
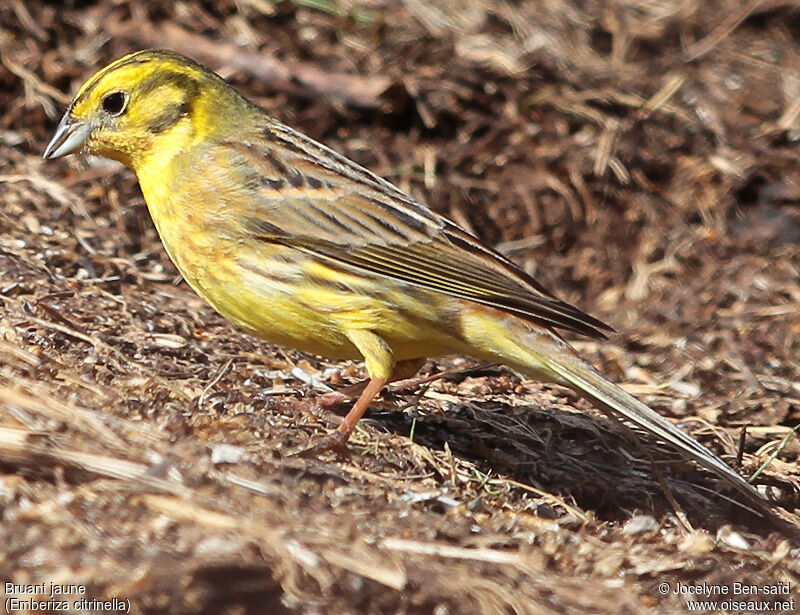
[44,49,764,504]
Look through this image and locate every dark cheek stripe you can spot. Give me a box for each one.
[146,100,191,134]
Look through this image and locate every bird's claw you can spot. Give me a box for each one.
[291,430,351,458]
[293,392,349,427]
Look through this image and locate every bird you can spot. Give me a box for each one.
[44,49,765,504]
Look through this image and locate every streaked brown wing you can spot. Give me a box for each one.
[230,120,613,338]
[275,233,611,338]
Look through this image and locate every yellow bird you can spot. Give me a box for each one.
[45,49,763,503]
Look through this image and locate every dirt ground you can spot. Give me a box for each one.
[1,1,800,613]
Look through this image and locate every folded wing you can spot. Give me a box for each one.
[230,120,613,339]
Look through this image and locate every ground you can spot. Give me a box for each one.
[1,1,799,614]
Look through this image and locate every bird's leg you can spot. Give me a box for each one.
[294,376,387,456]
[303,358,426,421]
[296,330,409,455]
[313,380,371,413]
[335,376,389,442]
[295,379,369,428]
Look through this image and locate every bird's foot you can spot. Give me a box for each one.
[294,390,351,427]
[291,429,350,458]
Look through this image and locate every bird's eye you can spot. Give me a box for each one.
[101,91,128,116]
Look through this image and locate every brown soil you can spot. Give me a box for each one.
[1,1,799,613]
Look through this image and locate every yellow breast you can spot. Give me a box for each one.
[134,137,467,364]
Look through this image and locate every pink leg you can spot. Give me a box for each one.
[295,359,425,455]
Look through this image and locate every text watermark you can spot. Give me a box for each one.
[657,581,794,612]
[4,581,130,613]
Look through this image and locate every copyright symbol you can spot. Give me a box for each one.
[658,582,670,595]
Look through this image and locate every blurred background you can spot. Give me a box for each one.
[1,1,799,613]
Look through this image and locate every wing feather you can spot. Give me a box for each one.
[229,122,614,339]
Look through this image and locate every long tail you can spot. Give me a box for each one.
[537,350,765,503]
[459,305,767,505]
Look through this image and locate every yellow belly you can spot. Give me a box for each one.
[157,229,466,362]
[136,156,467,365]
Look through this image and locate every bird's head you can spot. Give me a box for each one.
[44,49,242,169]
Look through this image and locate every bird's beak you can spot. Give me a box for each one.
[43,113,92,160]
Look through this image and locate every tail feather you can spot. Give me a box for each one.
[458,304,767,506]
[540,353,765,503]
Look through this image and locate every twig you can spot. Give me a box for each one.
[683,0,766,62]
[0,427,189,495]
[199,357,233,407]
[749,423,800,482]
[0,385,127,451]
[493,478,589,523]
[381,537,523,565]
